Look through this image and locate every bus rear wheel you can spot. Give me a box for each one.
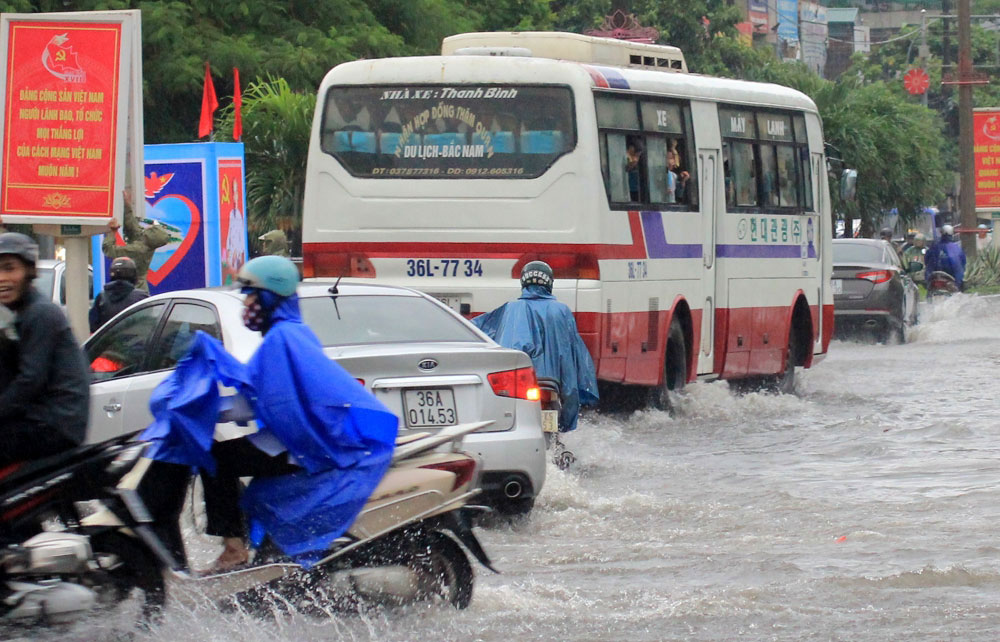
[648,319,687,413]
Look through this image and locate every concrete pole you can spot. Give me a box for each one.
[957,0,977,259]
[920,10,929,107]
[62,236,90,343]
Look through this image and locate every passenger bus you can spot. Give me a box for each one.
[301,31,833,402]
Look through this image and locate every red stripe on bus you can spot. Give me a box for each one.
[579,64,611,88]
[302,212,649,263]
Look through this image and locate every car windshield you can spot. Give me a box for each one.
[33,267,54,300]
[833,242,884,264]
[299,294,484,346]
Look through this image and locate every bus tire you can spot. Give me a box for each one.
[773,327,798,394]
[648,318,687,413]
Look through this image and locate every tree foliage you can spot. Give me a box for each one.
[0,0,961,243]
[215,77,314,255]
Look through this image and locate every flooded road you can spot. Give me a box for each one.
[30,294,1000,641]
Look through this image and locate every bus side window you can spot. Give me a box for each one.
[799,146,814,211]
[605,132,632,203]
[625,135,645,203]
[759,144,780,207]
[731,141,758,207]
[646,137,670,204]
[723,144,735,208]
[776,145,800,207]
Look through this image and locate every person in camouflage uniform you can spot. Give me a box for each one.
[258,230,290,257]
[102,190,170,293]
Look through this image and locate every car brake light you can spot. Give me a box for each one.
[420,458,477,491]
[856,270,893,284]
[511,254,600,281]
[356,378,365,387]
[488,367,540,400]
[306,251,376,278]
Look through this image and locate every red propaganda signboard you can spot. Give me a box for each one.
[1,20,123,221]
[218,158,247,284]
[974,109,1000,211]
[903,68,929,95]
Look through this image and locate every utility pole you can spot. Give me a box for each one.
[942,0,951,70]
[957,0,976,258]
[920,9,929,107]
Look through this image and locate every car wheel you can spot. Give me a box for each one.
[648,318,687,413]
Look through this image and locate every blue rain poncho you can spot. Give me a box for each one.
[141,294,398,563]
[473,284,598,431]
[924,236,967,288]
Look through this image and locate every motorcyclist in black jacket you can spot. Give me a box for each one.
[0,232,90,464]
[89,256,147,333]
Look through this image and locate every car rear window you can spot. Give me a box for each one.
[833,243,884,264]
[299,294,484,346]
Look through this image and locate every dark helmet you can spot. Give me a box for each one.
[520,260,554,292]
[109,256,138,284]
[0,232,38,266]
[879,227,893,240]
[236,255,300,297]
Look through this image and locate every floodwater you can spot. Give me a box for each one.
[22,294,1000,641]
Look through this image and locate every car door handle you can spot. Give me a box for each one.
[102,403,122,413]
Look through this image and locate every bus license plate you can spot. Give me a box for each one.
[542,410,559,433]
[403,389,457,428]
[831,279,843,295]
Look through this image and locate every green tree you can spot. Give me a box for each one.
[215,77,315,255]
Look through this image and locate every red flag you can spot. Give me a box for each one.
[198,62,218,138]
[233,67,242,142]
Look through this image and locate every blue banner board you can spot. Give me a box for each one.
[93,142,247,295]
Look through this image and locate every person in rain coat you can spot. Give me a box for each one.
[924,224,967,290]
[140,255,398,571]
[473,260,598,432]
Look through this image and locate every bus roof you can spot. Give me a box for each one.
[442,31,687,73]
[320,55,818,114]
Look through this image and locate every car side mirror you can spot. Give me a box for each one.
[908,260,924,273]
[841,169,857,202]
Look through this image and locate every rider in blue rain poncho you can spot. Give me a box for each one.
[140,256,398,570]
[473,261,598,432]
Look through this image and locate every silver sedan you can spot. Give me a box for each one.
[84,281,546,515]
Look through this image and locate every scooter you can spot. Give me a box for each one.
[0,418,496,627]
[538,377,575,471]
[926,270,960,300]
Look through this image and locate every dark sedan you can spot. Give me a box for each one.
[832,239,920,343]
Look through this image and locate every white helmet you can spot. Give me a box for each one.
[942,224,954,236]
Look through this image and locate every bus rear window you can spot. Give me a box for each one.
[320,85,575,179]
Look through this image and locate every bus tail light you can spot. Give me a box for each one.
[856,270,893,284]
[306,252,376,278]
[511,254,600,281]
[488,367,540,401]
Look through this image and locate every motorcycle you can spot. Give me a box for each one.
[538,377,575,471]
[926,270,960,300]
[0,415,496,627]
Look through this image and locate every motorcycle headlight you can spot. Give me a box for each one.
[105,442,148,477]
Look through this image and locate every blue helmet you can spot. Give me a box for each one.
[236,255,300,297]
